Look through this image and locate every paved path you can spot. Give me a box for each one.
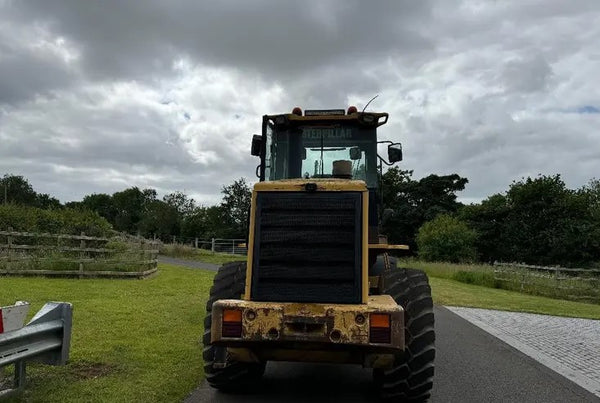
[447,306,600,398]
[185,306,598,402]
[158,255,221,271]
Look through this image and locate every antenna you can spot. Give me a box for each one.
[362,94,379,113]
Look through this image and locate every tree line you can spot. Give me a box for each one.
[381,168,600,267]
[0,174,251,241]
[2,171,599,267]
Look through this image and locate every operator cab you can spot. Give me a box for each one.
[251,106,403,245]
[251,106,402,190]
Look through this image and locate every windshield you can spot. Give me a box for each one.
[265,124,378,188]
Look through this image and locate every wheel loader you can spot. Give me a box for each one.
[203,106,435,400]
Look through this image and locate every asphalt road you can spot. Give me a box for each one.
[185,306,599,403]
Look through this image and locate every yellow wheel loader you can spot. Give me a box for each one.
[203,107,435,400]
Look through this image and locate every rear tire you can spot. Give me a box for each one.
[374,268,435,401]
[202,261,266,391]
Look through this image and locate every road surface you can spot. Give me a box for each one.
[184,306,598,402]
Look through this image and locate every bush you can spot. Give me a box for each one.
[0,204,112,236]
[416,214,477,263]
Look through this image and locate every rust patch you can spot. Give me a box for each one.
[211,297,403,348]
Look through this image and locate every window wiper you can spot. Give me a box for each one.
[309,147,346,151]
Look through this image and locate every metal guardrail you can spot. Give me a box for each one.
[0,301,72,397]
[170,237,248,255]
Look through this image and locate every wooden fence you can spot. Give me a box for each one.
[493,262,600,304]
[0,228,160,279]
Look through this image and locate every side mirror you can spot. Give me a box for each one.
[251,134,262,156]
[388,143,402,163]
[349,146,362,160]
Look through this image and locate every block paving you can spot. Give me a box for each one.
[447,306,600,397]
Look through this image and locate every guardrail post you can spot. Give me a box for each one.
[195,237,198,249]
[211,238,215,253]
[14,360,26,390]
[231,239,235,254]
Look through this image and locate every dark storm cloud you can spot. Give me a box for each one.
[4,0,433,84]
[1,0,599,205]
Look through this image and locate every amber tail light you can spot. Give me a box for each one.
[222,309,242,338]
[369,313,391,344]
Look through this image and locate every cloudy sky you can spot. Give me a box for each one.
[1,0,599,205]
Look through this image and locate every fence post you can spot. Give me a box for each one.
[231,239,235,254]
[211,238,215,253]
[520,268,525,293]
[195,238,198,249]
[79,232,85,279]
[140,238,145,273]
[172,235,176,244]
[554,266,560,297]
[7,226,13,271]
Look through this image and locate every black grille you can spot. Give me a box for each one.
[251,191,362,303]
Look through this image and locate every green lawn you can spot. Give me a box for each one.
[1,262,598,402]
[430,277,600,319]
[159,243,244,265]
[398,258,600,305]
[1,264,215,403]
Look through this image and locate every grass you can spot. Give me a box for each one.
[398,258,600,304]
[159,243,244,265]
[429,277,600,320]
[0,263,215,403]
[1,260,598,401]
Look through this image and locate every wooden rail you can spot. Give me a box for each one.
[493,262,600,303]
[0,228,160,279]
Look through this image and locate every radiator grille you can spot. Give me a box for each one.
[251,191,362,303]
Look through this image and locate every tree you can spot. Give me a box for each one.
[81,193,116,223]
[416,214,477,263]
[458,194,510,263]
[111,187,146,233]
[381,167,468,251]
[138,200,180,240]
[35,193,61,209]
[461,175,600,266]
[181,205,228,240]
[163,191,196,218]
[0,174,39,206]
[220,178,252,238]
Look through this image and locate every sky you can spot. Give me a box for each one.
[1,0,599,205]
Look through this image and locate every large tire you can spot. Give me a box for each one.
[202,261,266,391]
[374,268,435,401]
